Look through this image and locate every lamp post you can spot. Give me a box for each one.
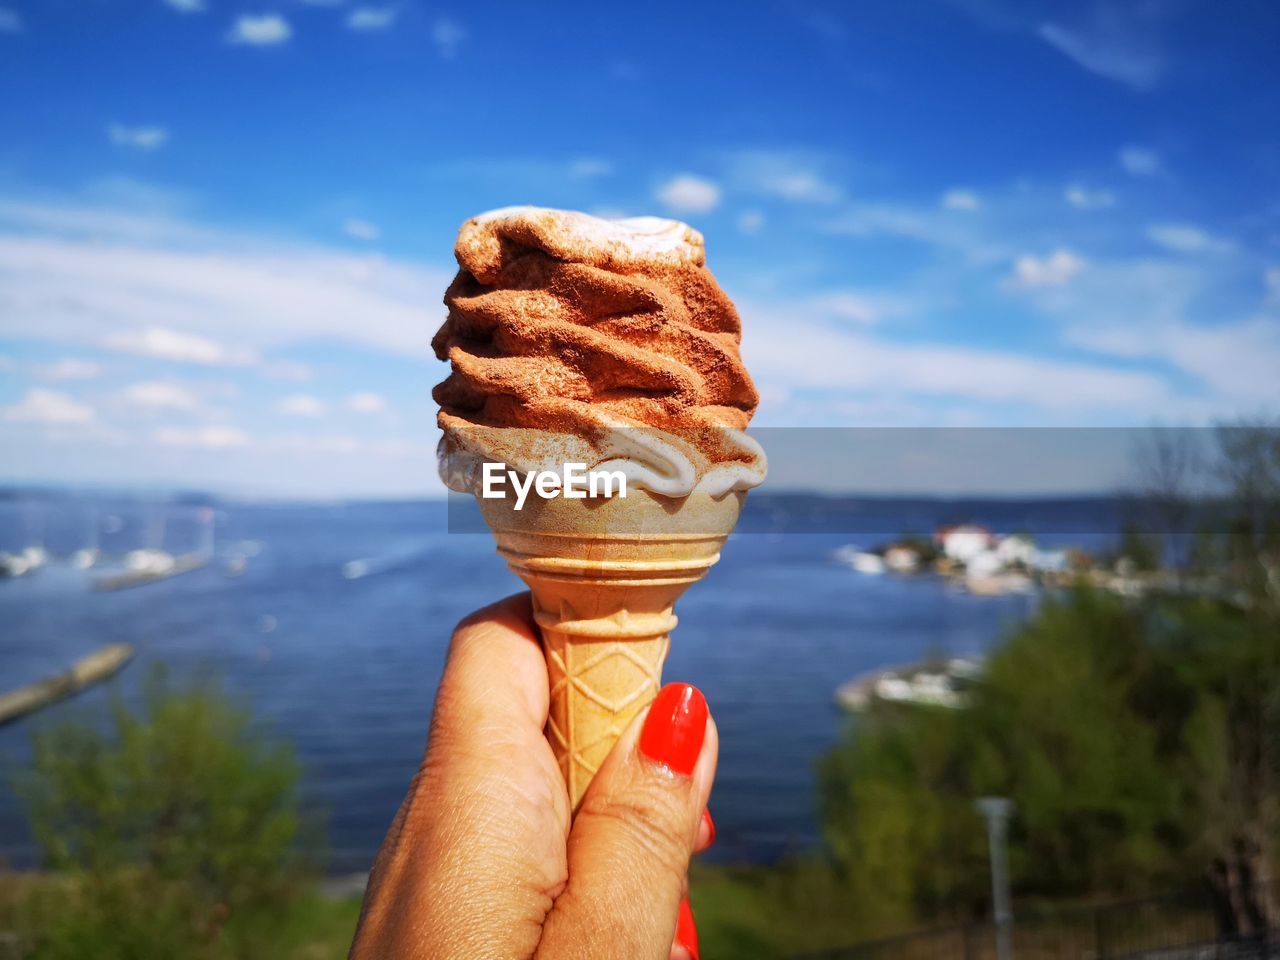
[977,797,1014,960]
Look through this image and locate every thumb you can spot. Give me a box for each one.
[535,683,716,960]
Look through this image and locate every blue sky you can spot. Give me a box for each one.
[0,0,1277,496]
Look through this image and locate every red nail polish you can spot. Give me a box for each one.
[639,683,708,776]
[676,896,699,960]
[701,808,716,847]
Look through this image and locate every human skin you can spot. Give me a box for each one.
[349,594,716,960]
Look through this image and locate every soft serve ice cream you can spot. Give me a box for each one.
[432,206,766,498]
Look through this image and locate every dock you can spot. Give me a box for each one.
[91,552,209,592]
[0,644,135,726]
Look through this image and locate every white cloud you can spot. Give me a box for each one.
[154,425,248,449]
[261,360,314,382]
[1267,267,1280,306]
[0,7,21,32]
[122,380,202,413]
[0,195,214,245]
[1119,146,1163,177]
[228,14,291,45]
[39,358,102,381]
[0,205,449,363]
[1145,223,1232,255]
[108,124,169,151]
[104,327,257,366]
[823,202,1006,263]
[761,171,841,203]
[432,18,465,58]
[346,392,388,414]
[941,189,981,212]
[278,393,326,417]
[737,210,765,235]
[270,433,434,461]
[1017,256,1280,411]
[1068,318,1280,409]
[3,388,95,424]
[1065,184,1115,210]
[728,152,842,204]
[655,174,721,214]
[1036,20,1163,90]
[809,292,879,326]
[742,306,1172,416]
[163,0,206,12]
[347,7,397,31]
[569,158,612,179]
[343,218,380,241]
[1007,249,1086,288]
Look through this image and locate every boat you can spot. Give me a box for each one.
[92,551,207,591]
[90,504,214,591]
[124,547,177,575]
[21,545,48,570]
[341,543,432,580]
[833,545,886,575]
[0,552,31,578]
[71,507,102,569]
[0,644,135,726]
[71,548,100,569]
[836,656,985,712]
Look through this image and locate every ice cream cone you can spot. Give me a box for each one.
[478,488,744,810]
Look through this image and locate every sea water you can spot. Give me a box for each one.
[0,496,1115,871]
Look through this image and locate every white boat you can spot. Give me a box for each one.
[71,548,100,570]
[0,553,31,578]
[833,545,886,575]
[836,655,986,712]
[124,548,177,575]
[21,546,47,570]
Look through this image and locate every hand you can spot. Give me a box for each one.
[350,593,717,960]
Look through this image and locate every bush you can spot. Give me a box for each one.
[818,583,1280,933]
[9,670,318,959]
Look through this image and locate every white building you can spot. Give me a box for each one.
[936,524,994,563]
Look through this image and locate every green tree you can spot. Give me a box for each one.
[820,589,1202,925]
[12,670,314,959]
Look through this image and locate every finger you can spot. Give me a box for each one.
[535,683,717,960]
[672,897,699,960]
[352,594,570,960]
[695,808,715,854]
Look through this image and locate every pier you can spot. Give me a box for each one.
[0,644,135,726]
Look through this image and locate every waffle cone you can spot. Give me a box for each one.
[478,489,744,810]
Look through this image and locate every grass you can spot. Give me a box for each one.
[691,860,877,960]
[0,864,857,960]
[0,872,363,960]
[7,863,1199,960]
[251,892,363,960]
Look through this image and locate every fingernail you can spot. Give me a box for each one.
[639,683,708,777]
[675,896,699,960]
[701,808,716,848]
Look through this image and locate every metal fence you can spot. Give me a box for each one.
[799,882,1280,960]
